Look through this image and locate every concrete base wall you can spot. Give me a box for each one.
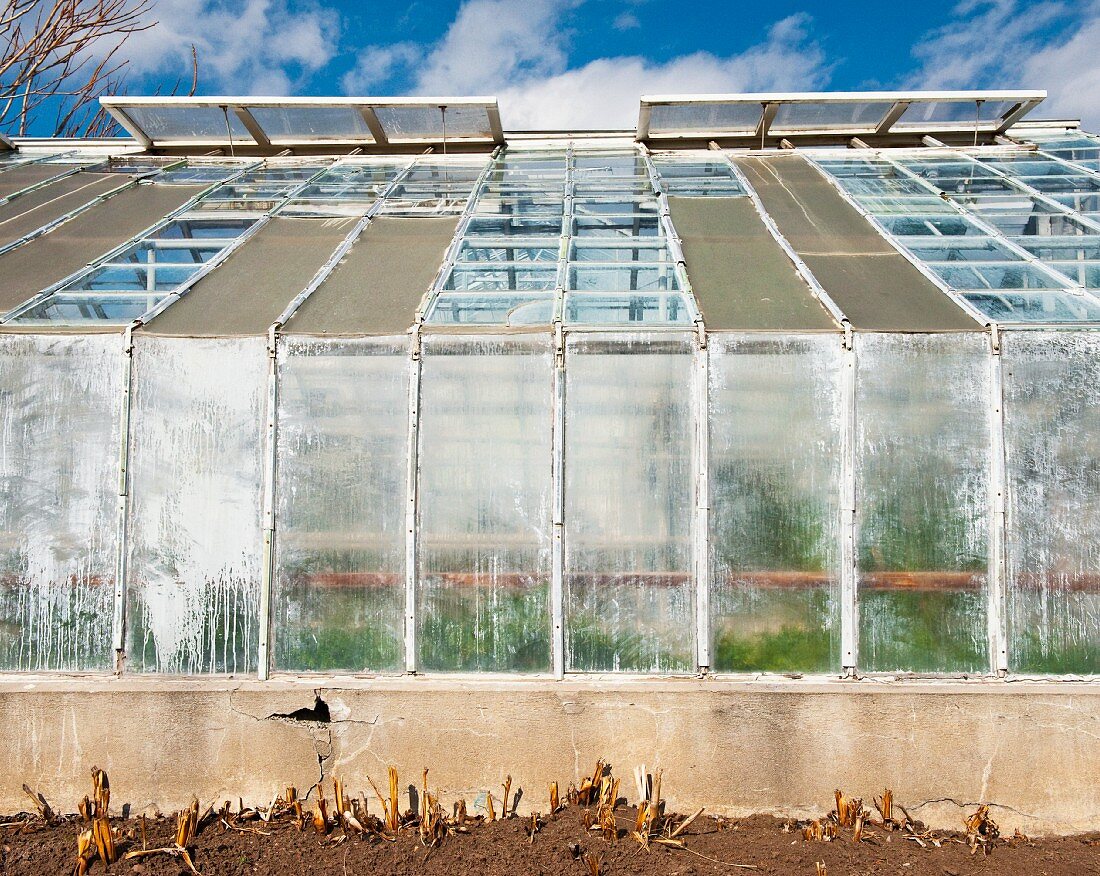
[2,676,1098,836]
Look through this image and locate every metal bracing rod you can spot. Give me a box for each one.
[0,159,264,323]
[875,152,1099,299]
[0,159,189,260]
[111,324,136,671]
[637,144,703,328]
[135,161,340,327]
[840,340,858,674]
[255,159,422,680]
[803,154,992,329]
[413,144,504,322]
[637,144,712,670]
[987,333,1010,674]
[555,144,575,326]
[712,147,851,338]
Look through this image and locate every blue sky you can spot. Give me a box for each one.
[111,0,1100,130]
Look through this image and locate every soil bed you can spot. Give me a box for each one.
[1,803,1097,876]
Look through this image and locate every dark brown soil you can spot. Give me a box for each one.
[1,803,1098,876]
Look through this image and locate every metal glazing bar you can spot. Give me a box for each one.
[692,341,710,671]
[876,152,1095,295]
[840,342,858,674]
[0,159,188,259]
[638,144,709,669]
[803,155,992,328]
[713,147,851,335]
[255,159,421,679]
[963,151,1100,235]
[1031,147,1100,182]
[0,160,264,323]
[414,146,503,321]
[987,333,1009,674]
[111,324,136,672]
[134,162,338,327]
[272,157,420,327]
[550,145,573,677]
[404,328,423,673]
[551,319,566,677]
[638,145,703,327]
[257,324,279,680]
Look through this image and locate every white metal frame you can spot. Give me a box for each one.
[100,96,505,149]
[638,90,1046,142]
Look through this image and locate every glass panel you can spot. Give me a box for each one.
[568,264,680,292]
[373,105,490,139]
[126,337,265,674]
[648,102,763,135]
[772,101,894,131]
[895,99,1015,127]
[1002,331,1100,673]
[855,333,990,673]
[565,293,691,325]
[565,333,695,672]
[417,336,553,672]
[10,294,164,325]
[273,337,407,672]
[963,291,1100,323]
[709,335,842,673]
[0,335,120,670]
[248,106,374,141]
[930,263,1065,291]
[123,105,254,142]
[445,264,557,291]
[425,293,555,326]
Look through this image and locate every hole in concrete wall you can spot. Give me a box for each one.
[269,696,331,723]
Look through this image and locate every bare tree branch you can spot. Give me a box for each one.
[0,0,198,138]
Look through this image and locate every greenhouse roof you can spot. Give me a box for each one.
[0,91,1098,333]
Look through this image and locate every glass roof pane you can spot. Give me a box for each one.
[648,102,762,135]
[963,290,1100,322]
[771,100,893,131]
[247,106,374,141]
[122,105,255,142]
[895,99,1016,127]
[373,105,490,139]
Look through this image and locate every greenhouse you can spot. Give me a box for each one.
[0,90,1097,682]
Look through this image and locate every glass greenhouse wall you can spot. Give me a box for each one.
[0,122,1098,679]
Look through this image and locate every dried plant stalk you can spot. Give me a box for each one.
[549,782,559,814]
[502,775,512,818]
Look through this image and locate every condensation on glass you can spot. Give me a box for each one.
[564,332,695,672]
[1002,330,1100,674]
[0,334,121,670]
[855,333,991,673]
[708,334,843,673]
[273,337,408,673]
[126,336,265,673]
[417,334,553,671]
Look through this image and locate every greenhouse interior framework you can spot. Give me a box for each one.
[0,90,1097,681]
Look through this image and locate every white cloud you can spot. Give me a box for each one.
[121,0,340,96]
[342,43,422,94]
[613,11,640,30]
[344,1,831,130]
[906,0,1100,129]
